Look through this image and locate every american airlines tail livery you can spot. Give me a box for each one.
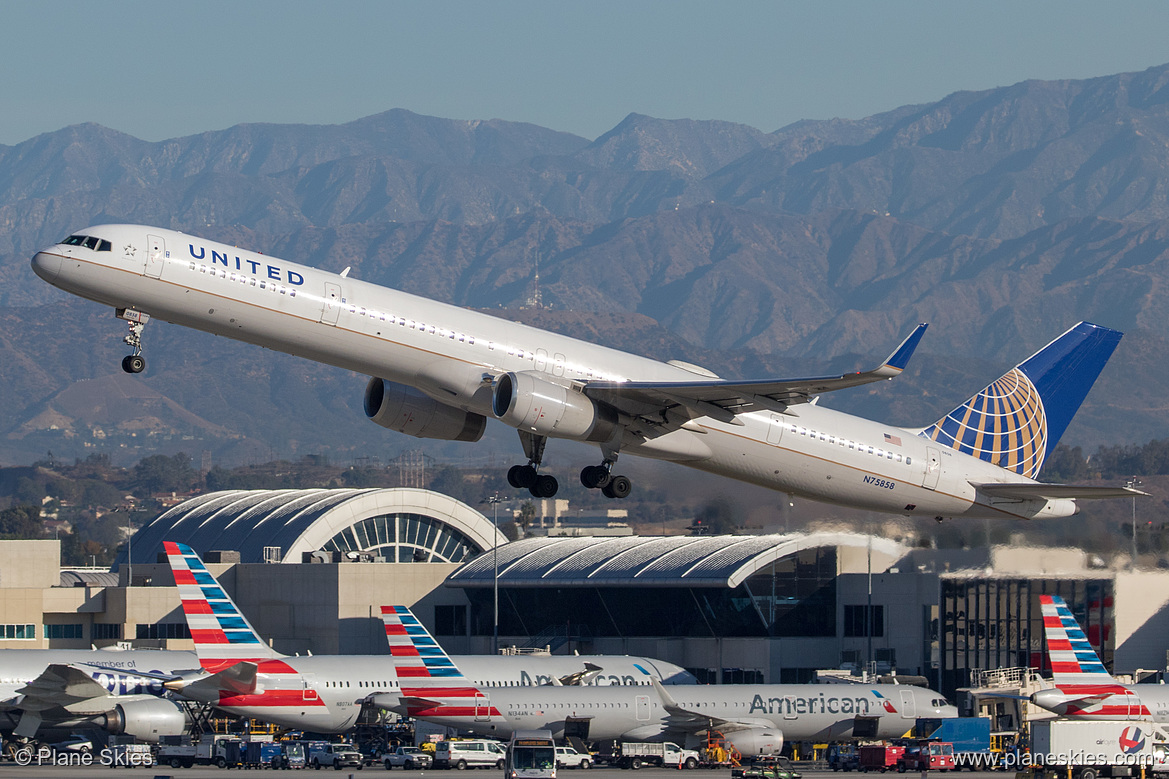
[1029,594,1169,722]
[162,542,689,733]
[32,225,1141,518]
[377,604,958,754]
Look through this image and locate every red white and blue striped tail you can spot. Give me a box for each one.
[164,541,283,665]
[381,605,464,682]
[1040,594,1112,685]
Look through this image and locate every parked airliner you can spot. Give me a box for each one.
[162,542,690,733]
[31,225,1142,516]
[378,605,957,754]
[0,648,197,742]
[1027,594,1169,722]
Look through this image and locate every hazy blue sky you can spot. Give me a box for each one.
[4,0,1169,145]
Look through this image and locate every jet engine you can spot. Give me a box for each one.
[365,378,486,442]
[491,371,618,442]
[724,728,784,756]
[103,697,188,743]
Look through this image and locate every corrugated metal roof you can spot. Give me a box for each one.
[447,533,905,588]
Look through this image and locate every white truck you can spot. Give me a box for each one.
[156,735,240,769]
[310,742,364,770]
[1027,720,1162,779]
[611,742,700,769]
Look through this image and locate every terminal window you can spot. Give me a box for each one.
[92,623,122,640]
[45,624,83,639]
[435,604,467,636]
[0,624,35,639]
[844,605,884,637]
[136,623,192,640]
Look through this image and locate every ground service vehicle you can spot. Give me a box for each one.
[310,742,363,770]
[859,744,905,772]
[435,739,507,769]
[156,735,241,769]
[732,757,802,779]
[555,746,593,769]
[385,746,434,769]
[896,742,954,772]
[923,717,996,769]
[827,744,859,771]
[611,741,700,769]
[506,730,557,779]
[1029,720,1156,779]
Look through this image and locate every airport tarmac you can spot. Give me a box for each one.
[0,767,1007,778]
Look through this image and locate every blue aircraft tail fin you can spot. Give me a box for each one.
[920,322,1121,478]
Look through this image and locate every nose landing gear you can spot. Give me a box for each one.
[117,308,150,374]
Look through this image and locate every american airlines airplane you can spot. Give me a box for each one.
[378,605,958,754]
[1028,594,1169,722]
[162,542,691,733]
[31,225,1141,517]
[0,649,197,742]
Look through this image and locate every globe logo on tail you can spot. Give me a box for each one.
[922,368,1047,478]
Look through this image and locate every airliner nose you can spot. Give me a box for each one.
[31,251,62,283]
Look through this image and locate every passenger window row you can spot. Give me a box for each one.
[790,425,913,465]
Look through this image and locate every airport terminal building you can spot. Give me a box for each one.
[3,488,1168,700]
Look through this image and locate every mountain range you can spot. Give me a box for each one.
[4,63,1169,468]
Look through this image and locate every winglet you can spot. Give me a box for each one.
[882,323,929,374]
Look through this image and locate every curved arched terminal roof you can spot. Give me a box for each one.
[123,488,506,565]
[445,532,906,588]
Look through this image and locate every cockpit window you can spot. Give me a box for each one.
[61,235,112,251]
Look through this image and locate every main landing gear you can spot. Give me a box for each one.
[579,463,632,499]
[117,308,150,374]
[508,432,559,499]
[507,435,634,500]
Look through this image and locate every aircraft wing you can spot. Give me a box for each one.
[651,680,772,734]
[165,661,258,697]
[973,483,1150,500]
[585,324,927,424]
[15,659,123,711]
[557,663,604,686]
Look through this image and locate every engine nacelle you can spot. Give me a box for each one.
[365,378,486,442]
[104,697,188,743]
[725,728,784,756]
[491,371,618,442]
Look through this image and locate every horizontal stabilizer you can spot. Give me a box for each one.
[973,483,1149,500]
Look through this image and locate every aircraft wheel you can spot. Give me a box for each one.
[602,475,632,499]
[508,464,537,489]
[530,473,558,498]
[122,354,146,373]
[580,465,610,489]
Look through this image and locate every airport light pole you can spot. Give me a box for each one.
[482,494,504,654]
[1128,477,1143,571]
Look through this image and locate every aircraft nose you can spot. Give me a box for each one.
[31,251,62,282]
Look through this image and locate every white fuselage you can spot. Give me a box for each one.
[31,225,1076,520]
[399,682,957,744]
[178,653,688,733]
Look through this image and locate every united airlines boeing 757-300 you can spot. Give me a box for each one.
[31,225,1143,518]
